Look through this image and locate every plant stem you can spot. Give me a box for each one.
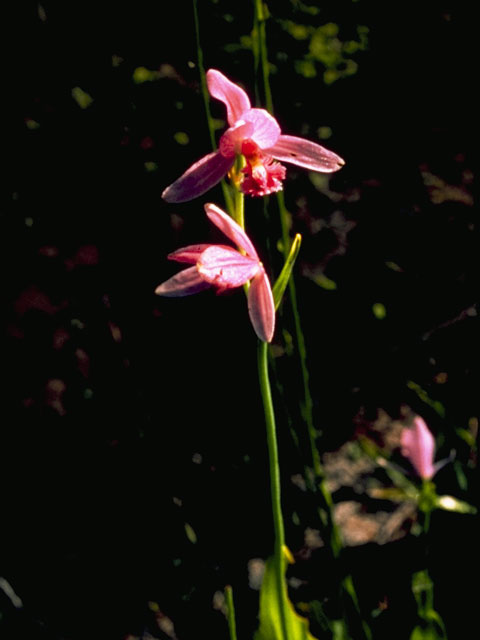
[253,0,273,112]
[252,3,371,638]
[225,585,238,640]
[252,0,338,549]
[257,339,288,640]
[233,156,245,230]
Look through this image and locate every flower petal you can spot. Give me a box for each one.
[248,270,275,342]
[242,108,281,149]
[266,135,345,173]
[155,266,211,297]
[219,121,255,157]
[204,203,259,259]
[168,244,213,264]
[162,151,234,203]
[198,246,260,288]
[206,69,251,126]
[401,416,436,480]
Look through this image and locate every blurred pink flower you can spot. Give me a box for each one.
[155,203,275,342]
[162,69,345,202]
[400,416,436,480]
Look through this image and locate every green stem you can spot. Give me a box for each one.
[253,0,340,553]
[257,340,288,640]
[253,0,273,112]
[252,4,371,638]
[225,585,238,640]
[192,0,234,215]
[420,482,434,611]
[233,156,245,230]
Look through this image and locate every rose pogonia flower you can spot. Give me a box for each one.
[162,69,345,202]
[155,203,275,342]
[400,416,436,480]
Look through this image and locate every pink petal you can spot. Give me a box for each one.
[168,244,213,264]
[219,121,255,158]
[242,108,281,149]
[401,416,436,480]
[206,69,251,126]
[155,266,211,297]
[204,203,259,260]
[248,270,275,342]
[266,135,345,173]
[162,151,234,203]
[198,246,260,288]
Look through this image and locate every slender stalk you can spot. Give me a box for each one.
[252,3,371,638]
[252,0,337,546]
[225,585,238,640]
[233,155,245,230]
[253,0,273,112]
[257,339,288,640]
[192,0,234,215]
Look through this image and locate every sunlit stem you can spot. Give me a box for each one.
[253,0,340,550]
[411,481,447,637]
[253,0,273,112]
[258,339,288,640]
[252,2,371,638]
[225,585,238,640]
[192,0,234,215]
[233,155,245,230]
[419,481,434,609]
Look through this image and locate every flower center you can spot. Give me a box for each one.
[241,138,259,157]
[239,143,286,197]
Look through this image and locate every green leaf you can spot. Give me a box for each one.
[184,522,197,544]
[435,494,477,514]
[406,381,445,418]
[133,66,159,84]
[254,556,318,640]
[367,486,411,502]
[372,302,386,319]
[410,624,443,640]
[71,86,93,109]
[313,273,337,290]
[272,234,302,310]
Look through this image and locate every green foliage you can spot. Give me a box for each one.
[71,86,93,109]
[313,273,337,290]
[132,66,164,84]
[273,234,302,310]
[184,522,197,544]
[279,19,368,83]
[372,302,386,319]
[410,570,447,640]
[254,556,317,640]
[435,494,476,514]
[411,624,445,640]
[406,381,446,418]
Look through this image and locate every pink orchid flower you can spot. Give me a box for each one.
[400,416,436,480]
[162,69,345,202]
[155,203,275,342]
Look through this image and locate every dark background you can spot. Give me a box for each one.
[2,1,477,639]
